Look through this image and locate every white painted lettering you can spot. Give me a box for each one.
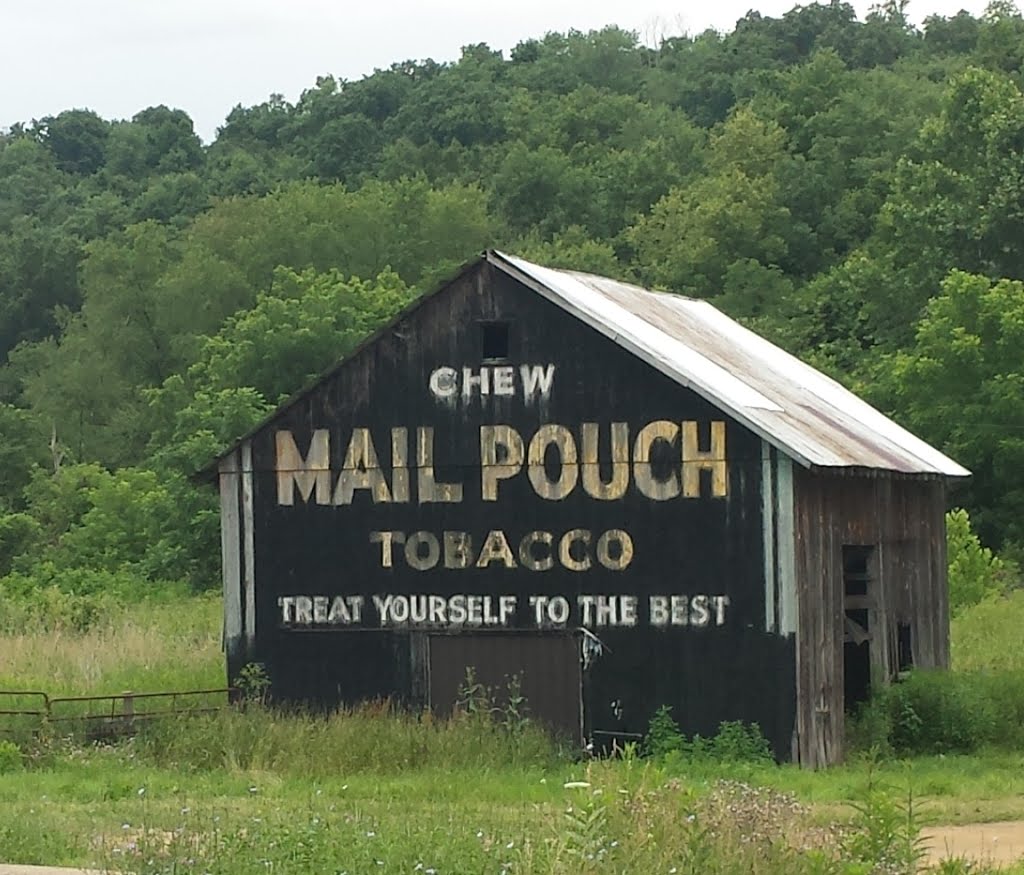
[493,366,515,396]
[480,425,524,501]
[370,531,404,568]
[295,596,313,624]
[313,596,329,623]
[634,421,681,501]
[596,529,634,571]
[405,531,441,571]
[581,422,629,500]
[443,531,474,569]
[334,428,392,505]
[527,424,578,500]
[391,427,410,503]
[649,595,669,626]
[560,529,592,572]
[428,367,458,398]
[462,367,490,398]
[519,531,554,571]
[683,421,728,497]
[475,530,517,568]
[276,430,330,505]
[277,596,295,623]
[520,364,555,400]
[690,594,711,627]
[417,427,463,503]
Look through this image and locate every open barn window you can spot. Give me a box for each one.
[481,321,510,360]
[842,545,875,713]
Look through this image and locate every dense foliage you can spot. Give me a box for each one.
[3,1,1024,590]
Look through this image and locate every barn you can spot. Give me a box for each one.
[205,250,969,767]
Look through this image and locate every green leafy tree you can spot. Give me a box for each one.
[874,271,1024,548]
[33,109,111,176]
[946,508,1015,613]
[629,107,801,315]
[145,266,416,471]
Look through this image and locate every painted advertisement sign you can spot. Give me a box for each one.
[272,364,731,634]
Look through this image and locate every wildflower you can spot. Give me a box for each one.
[367,831,376,838]
[137,787,146,797]
[249,786,259,794]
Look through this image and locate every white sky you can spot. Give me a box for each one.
[2,0,992,142]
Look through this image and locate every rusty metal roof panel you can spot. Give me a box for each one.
[491,251,969,478]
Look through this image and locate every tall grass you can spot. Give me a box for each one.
[0,595,222,695]
[135,703,562,775]
[951,588,1024,672]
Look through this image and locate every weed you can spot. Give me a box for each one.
[233,661,270,705]
[644,704,684,757]
[0,739,22,773]
[841,759,927,875]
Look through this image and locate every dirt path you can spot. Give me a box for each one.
[3,823,1024,873]
[922,820,1024,868]
[0,867,104,875]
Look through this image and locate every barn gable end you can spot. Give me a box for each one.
[209,251,966,767]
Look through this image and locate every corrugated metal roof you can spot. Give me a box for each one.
[491,250,969,477]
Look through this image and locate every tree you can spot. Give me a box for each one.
[33,109,111,176]
[628,107,802,315]
[145,267,417,473]
[874,271,1024,549]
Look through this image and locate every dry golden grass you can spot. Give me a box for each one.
[0,597,222,696]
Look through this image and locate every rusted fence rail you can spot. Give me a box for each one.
[0,687,235,738]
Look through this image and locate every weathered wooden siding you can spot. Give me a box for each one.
[791,470,949,767]
[218,259,798,756]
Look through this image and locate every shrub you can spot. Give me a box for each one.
[643,705,685,757]
[644,710,774,764]
[946,508,1016,615]
[857,669,1024,755]
[0,740,22,774]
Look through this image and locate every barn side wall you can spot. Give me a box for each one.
[791,470,949,767]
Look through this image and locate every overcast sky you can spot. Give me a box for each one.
[3,0,991,142]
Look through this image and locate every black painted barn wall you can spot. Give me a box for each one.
[233,261,796,756]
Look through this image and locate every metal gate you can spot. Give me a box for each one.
[428,632,582,743]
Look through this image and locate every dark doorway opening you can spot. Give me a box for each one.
[842,545,874,712]
[896,622,913,675]
[428,632,582,743]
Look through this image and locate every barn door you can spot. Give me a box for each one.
[428,633,582,743]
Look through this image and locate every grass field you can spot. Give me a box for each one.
[1,591,1024,873]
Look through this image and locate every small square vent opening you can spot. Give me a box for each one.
[482,322,510,360]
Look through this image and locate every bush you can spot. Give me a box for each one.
[0,740,22,774]
[643,709,774,764]
[946,508,1016,615]
[856,669,1024,755]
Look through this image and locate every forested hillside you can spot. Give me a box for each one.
[3,0,1024,594]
